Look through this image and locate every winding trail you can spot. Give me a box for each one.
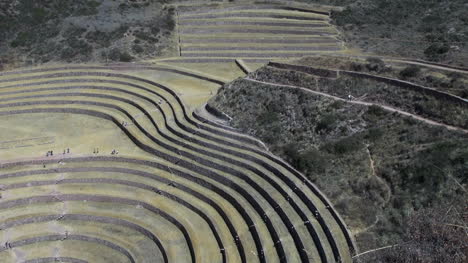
[244,78,468,134]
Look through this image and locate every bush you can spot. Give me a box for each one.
[282,144,328,174]
[324,135,362,155]
[424,43,450,60]
[365,127,384,141]
[256,111,279,125]
[60,47,75,60]
[10,31,32,47]
[332,8,360,26]
[108,48,121,61]
[63,26,87,39]
[119,51,134,62]
[365,57,386,72]
[316,113,338,133]
[132,44,144,53]
[350,61,364,71]
[399,65,421,79]
[108,48,134,62]
[365,105,387,118]
[298,148,328,173]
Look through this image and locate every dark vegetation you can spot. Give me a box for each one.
[209,67,468,261]
[0,0,176,69]
[296,56,468,99]
[252,65,468,129]
[327,0,468,67]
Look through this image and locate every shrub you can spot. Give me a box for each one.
[424,43,450,60]
[332,8,360,26]
[63,26,87,39]
[10,32,31,47]
[298,148,328,173]
[60,47,75,60]
[315,113,338,133]
[365,57,386,72]
[365,127,384,141]
[282,144,328,174]
[132,44,144,53]
[350,61,364,71]
[366,105,387,118]
[329,100,345,109]
[324,135,362,155]
[108,48,135,62]
[150,26,160,35]
[256,111,279,125]
[108,48,121,61]
[119,51,134,62]
[118,3,130,12]
[399,65,421,79]
[31,7,48,23]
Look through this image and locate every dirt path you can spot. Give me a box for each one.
[365,145,391,205]
[328,54,468,74]
[390,59,468,74]
[352,243,401,259]
[244,78,468,134]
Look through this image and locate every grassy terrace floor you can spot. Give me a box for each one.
[175,2,345,61]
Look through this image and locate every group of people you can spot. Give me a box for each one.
[46,148,120,156]
[46,148,70,157]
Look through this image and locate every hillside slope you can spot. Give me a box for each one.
[0,0,177,69]
[329,0,468,66]
[208,58,468,261]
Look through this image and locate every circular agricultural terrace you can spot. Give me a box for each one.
[0,2,356,263]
